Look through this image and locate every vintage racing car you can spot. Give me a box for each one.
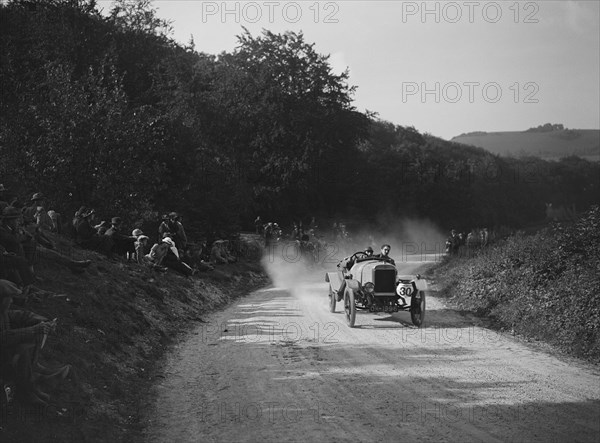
[325,251,427,328]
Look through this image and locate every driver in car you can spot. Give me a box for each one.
[374,244,395,265]
[364,246,374,256]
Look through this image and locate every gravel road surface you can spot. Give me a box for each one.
[144,258,600,442]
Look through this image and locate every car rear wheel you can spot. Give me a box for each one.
[410,290,426,327]
[344,288,356,328]
[329,286,336,313]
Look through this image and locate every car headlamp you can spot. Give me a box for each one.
[364,282,375,293]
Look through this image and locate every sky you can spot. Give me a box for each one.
[99,1,600,140]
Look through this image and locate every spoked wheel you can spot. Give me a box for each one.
[410,290,426,327]
[329,287,337,313]
[344,288,356,328]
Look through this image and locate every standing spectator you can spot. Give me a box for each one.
[481,227,489,247]
[159,212,187,250]
[264,222,274,248]
[254,216,263,235]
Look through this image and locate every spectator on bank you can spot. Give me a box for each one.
[145,240,170,267]
[94,220,110,236]
[0,184,17,207]
[0,279,69,407]
[254,216,263,235]
[104,217,136,259]
[1,206,91,274]
[74,209,113,256]
[0,243,36,290]
[161,237,194,276]
[134,235,149,264]
[158,212,187,251]
[21,193,55,250]
[0,206,38,265]
[22,193,54,232]
[46,210,61,234]
[210,240,231,264]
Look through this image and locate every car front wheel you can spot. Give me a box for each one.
[410,290,426,327]
[344,288,356,328]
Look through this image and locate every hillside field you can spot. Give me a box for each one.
[452,129,600,161]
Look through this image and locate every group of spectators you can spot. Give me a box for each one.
[70,208,200,276]
[446,227,491,255]
[0,187,84,407]
[0,184,244,407]
[1,189,92,297]
[256,216,333,266]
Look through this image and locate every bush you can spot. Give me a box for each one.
[436,206,600,362]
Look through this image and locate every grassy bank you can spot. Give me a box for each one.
[432,206,600,363]
[0,233,269,442]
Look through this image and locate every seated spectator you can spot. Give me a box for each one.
[145,240,170,267]
[0,244,35,290]
[161,237,194,276]
[210,240,229,264]
[95,220,110,235]
[221,240,237,263]
[23,193,54,231]
[1,206,91,274]
[0,280,69,406]
[21,193,55,250]
[185,242,214,272]
[104,217,136,260]
[74,210,113,256]
[72,206,87,228]
[134,235,149,264]
[46,210,61,234]
[0,184,18,207]
[1,206,38,265]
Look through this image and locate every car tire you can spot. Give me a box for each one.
[410,290,426,327]
[344,288,356,328]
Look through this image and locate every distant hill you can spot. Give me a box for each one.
[452,127,600,161]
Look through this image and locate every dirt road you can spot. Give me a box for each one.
[143,258,600,442]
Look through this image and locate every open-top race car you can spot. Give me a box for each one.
[325,251,427,328]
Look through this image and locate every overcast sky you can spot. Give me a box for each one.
[100,1,599,140]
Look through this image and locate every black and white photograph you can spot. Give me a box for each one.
[1,1,599,442]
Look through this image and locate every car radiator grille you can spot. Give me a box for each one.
[374,269,396,293]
